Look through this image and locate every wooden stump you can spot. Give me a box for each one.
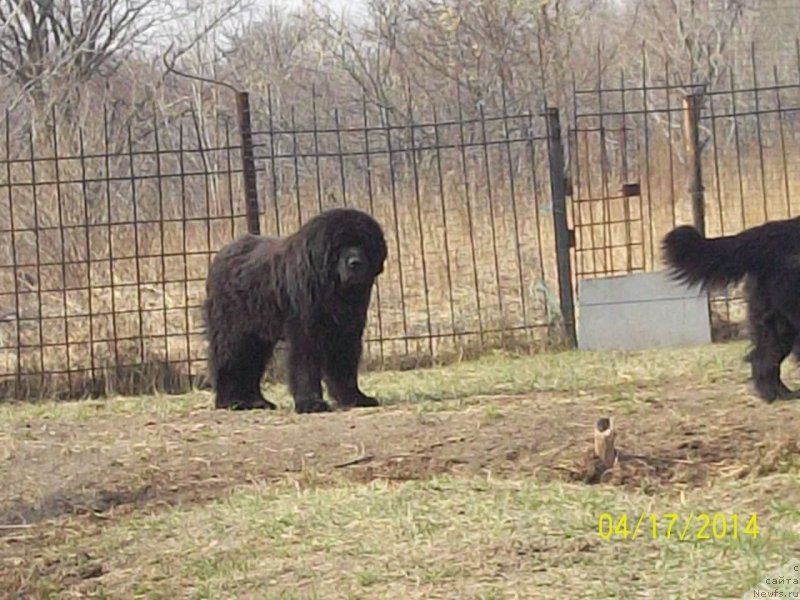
[582,416,619,484]
[594,417,617,468]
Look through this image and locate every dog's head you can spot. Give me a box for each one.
[299,208,388,297]
[334,244,383,291]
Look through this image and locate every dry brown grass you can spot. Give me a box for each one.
[0,119,796,399]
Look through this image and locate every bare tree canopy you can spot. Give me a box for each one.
[0,0,248,112]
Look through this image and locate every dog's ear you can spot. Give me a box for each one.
[305,236,329,277]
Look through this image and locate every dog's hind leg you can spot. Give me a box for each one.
[756,267,800,401]
[746,311,798,402]
[214,334,277,410]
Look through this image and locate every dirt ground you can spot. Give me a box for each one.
[1,376,799,596]
[2,381,798,527]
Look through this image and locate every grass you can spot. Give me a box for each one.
[2,340,800,599]
[27,475,799,598]
[0,340,751,423]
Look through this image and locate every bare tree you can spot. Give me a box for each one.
[611,0,758,156]
[221,2,317,118]
[635,0,758,89]
[0,0,248,120]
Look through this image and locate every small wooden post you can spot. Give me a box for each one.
[682,93,705,236]
[594,417,617,468]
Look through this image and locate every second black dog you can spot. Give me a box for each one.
[662,216,800,402]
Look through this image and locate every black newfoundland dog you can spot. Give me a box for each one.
[662,216,800,403]
[203,208,388,413]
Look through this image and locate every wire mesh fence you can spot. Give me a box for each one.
[568,42,800,336]
[0,106,256,400]
[250,93,568,370]
[0,93,569,401]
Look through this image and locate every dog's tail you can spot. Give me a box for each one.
[661,224,778,291]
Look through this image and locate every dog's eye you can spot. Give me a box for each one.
[347,256,364,269]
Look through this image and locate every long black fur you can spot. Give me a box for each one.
[203,208,388,413]
[662,217,800,402]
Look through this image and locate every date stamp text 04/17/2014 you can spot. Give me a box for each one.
[597,512,759,541]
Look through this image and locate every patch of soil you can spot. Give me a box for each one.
[1,381,798,533]
[0,486,157,526]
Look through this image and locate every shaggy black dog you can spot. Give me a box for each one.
[662,216,800,403]
[203,208,388,413]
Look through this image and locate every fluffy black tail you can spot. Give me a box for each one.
[661,221,795,291]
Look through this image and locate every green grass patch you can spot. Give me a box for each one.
[0,340,754,424]
[27,473,800,598]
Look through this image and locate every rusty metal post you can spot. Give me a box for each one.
[683,93,705,236]
[545,107,577,347]
[236,90,260,235]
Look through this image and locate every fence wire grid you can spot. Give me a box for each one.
[0,94,567,400]
[569,42,800,334]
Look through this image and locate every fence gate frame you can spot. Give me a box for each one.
[565,85,709,281]
[566,101,647,286]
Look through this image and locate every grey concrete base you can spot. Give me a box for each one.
[576,270,712,351]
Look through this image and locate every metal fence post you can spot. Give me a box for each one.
[545,107,577,347]
[682,93,705,236]
[236,90,260,235]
